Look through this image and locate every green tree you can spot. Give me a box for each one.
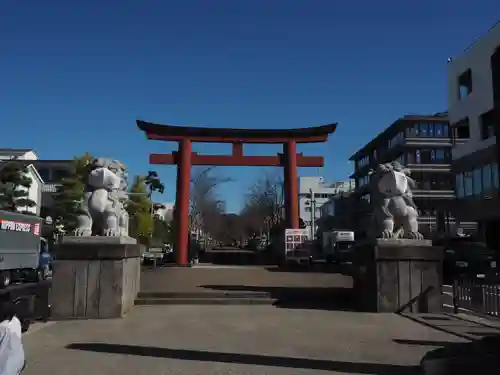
[127,176,154,245]
[0,163,36,213]
[144,170,165,197]
[52,153,94,232]
[151,217,174,246]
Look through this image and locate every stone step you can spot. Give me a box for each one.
[135,297,276,306]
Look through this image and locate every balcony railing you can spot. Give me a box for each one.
[41,183,61,193]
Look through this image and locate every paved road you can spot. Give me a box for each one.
[22,306,468,375]
[140,264,353,295]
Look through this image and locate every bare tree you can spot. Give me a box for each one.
[189,167,232,236]
[242,171,284,241]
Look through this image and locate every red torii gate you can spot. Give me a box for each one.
[137,120,337,265]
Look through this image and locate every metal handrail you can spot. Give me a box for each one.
[453,274,500,318]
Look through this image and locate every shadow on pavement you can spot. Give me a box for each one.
[398,314,476,341]
[265,264,354,276]
[393,339,463,347]
[201,284,357,311]
[419,335,500,375]
[202,250,275,266]
[66,343,420,374]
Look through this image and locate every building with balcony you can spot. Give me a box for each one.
[0,148,43,215]
[298,177,355,238]
[348,113,474,238]
[29,160,74,218]
[447,21,500,248]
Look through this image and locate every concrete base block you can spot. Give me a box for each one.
[353,238,443,313]
[51,236,141,319]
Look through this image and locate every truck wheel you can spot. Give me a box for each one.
[0,271,10,288]
[36,268,44,281]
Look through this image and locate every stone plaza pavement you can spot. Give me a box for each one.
[22,305,470,375]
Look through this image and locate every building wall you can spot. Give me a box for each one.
[348,115,465,238]
[0,150,42,215]
[448,22,500,160]
[447,22,500,248]
[0,150,38,161]
[298,177,354,237]
[154,202,175,222]
[31,161,74,218]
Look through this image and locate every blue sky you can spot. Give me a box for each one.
[1,1,499,212]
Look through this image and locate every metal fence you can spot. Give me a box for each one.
[452,275,500,317]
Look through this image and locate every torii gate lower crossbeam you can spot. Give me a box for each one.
[137,120,337,266]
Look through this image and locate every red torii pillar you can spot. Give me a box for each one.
[175,139,192,266]
[137,120,337,266]
[283,140,299,229]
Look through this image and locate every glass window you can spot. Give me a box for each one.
[492,163,499,189]
[482,164,492,190]
[414,124,420,137]
[456,173,464,198]
[420,149,432,163]
[407,151,415,164]
[53,169,70,181]
[464,171,473,196]
[473,168,482,195]
[428,124,435,137]
[435,124,443,137]
[421,176,431,190]
[37,168,50,181]
[443,124,449,138]
[436,149,445,161]
[419,123,428,137]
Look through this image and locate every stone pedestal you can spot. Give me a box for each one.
[51,236,141,319]
[353,239,443,313]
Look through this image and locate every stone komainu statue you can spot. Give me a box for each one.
[74,158,129,237]
[369,161,423,240]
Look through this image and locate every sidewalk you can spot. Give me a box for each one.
[22,306,468,375]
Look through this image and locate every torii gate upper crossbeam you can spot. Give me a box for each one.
[137,120,337,266]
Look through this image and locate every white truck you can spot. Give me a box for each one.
[0,210,49,287]
[322,230,355,264]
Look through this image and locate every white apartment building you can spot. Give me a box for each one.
[298,177,355,238]
[447,21,500,247]
[154,202,175,222]
[0,148,43,215]
[320,181,356,218]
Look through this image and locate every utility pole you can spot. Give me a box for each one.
[309,188,316,239]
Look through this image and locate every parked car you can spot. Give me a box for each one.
[141,248,164,265]
[434,237,498,283]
